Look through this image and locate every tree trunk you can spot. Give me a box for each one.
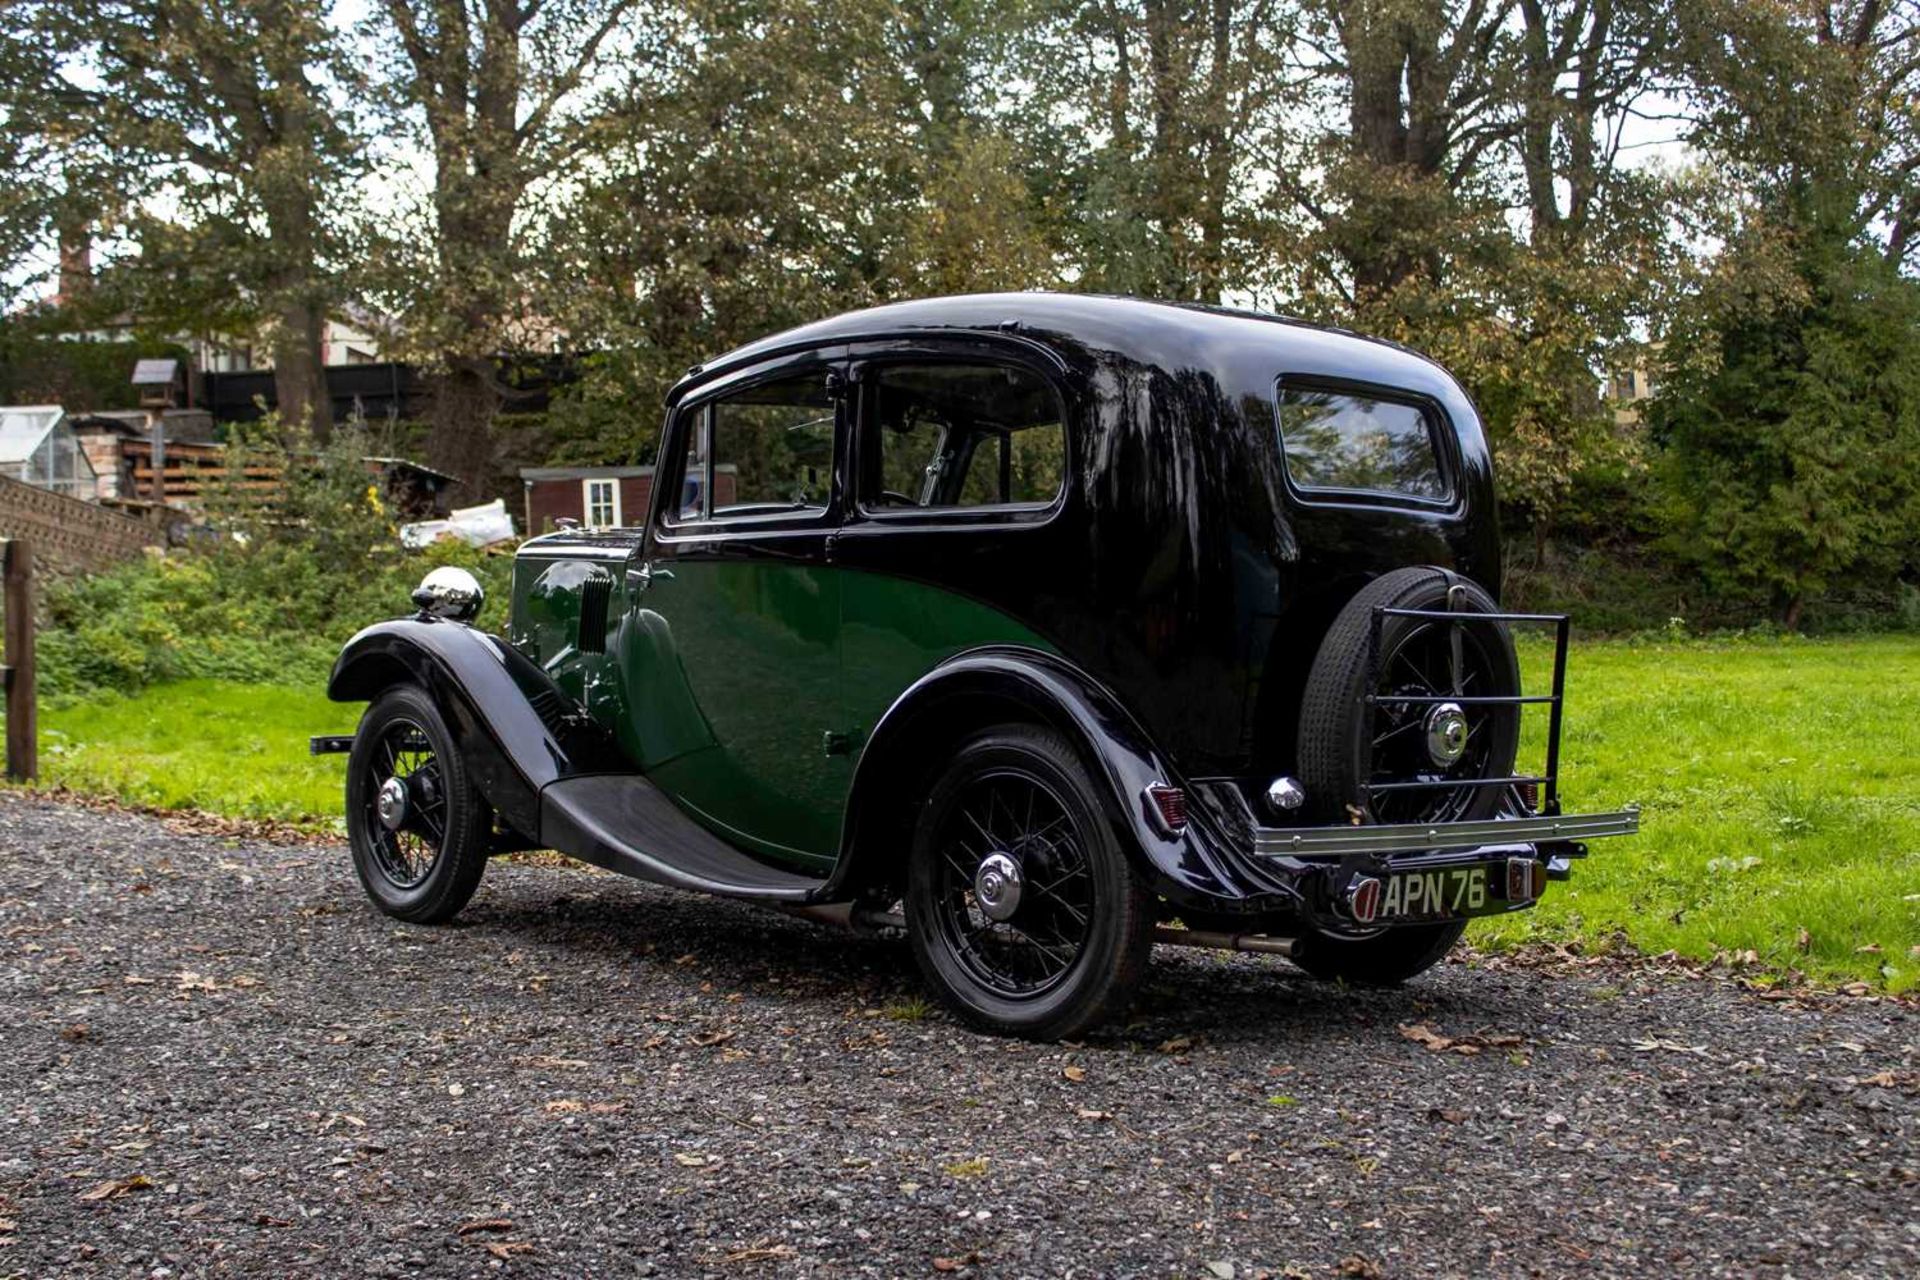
[428,358,500,490]
[270,295,332,437]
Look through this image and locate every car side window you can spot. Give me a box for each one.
[862,362,1065,511]
[1276,383,1449,501]
[674,371,837,522]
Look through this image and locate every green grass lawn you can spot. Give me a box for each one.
[29,635,1920,990]
[40,680,358,825]
[1478,632,1920,991]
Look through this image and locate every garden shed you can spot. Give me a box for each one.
[0,406,98,499]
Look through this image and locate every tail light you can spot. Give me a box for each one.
[1142,783,1188,835]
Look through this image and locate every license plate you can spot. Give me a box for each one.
[1348,859,1536,924]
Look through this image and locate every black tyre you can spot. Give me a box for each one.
[1288,920,1466,986]
[905,725,1156,1040]
[1290,567,1518,985]
[1296,567,1520,826]
[345,685,492,924]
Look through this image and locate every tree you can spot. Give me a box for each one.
[367,0,647,484]
[1022,0,1297,301]
[1651,227,1920,628]
[15,0,359,432]
[1648,2,1920,626]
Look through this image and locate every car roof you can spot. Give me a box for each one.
[665,293,1452,405]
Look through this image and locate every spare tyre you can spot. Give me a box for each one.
[1295,566,1520,827]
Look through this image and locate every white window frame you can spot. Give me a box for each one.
[582,477,622,529]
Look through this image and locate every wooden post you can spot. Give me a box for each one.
[3,539,35,781]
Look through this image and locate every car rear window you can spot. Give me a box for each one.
[1276,384,1448,501]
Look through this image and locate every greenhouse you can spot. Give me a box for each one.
[0,405,98,499]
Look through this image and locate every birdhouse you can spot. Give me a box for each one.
[130,358,181,410]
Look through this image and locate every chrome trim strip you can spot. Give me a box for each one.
[1253,808,1639,858]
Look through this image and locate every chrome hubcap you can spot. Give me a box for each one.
[1424,701,1469,767]
[974,852,1023,923]
[376,776,409,831]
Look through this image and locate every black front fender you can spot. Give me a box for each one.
[328,617,623,838]
[825,647,1297,913]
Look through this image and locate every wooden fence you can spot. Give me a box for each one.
[1,540,33,780]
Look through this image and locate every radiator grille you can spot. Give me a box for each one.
[577,577,612,654]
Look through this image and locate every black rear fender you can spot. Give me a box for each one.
[825,646,1296,913]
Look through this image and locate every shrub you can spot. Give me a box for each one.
[37,423,516,699]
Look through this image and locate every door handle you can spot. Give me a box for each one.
[626,563,674,593]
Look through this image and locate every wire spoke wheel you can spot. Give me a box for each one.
[926,768,1096,999]
[1366,618,1510,825]
[359,717,448,891]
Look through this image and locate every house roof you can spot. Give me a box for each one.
[520,465,654,481]
[364,456,459,485]
[0,406,65,464]
[71,409,220,445]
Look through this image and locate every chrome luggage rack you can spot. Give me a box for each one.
[1255,596,1639,861]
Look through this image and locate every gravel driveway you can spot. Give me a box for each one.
[0,794,1913,1278]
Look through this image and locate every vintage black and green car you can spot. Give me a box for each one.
[315,294,1637,1038]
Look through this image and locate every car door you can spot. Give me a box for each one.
[616,346,850,871]
[831,342,1075,749]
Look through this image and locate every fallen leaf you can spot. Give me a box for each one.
[673,1152,713,1167]
[1337,1255,1384,1279]
[543,1100,585,1114]
[121,976,156,986]
[1156,1036,1192,1055]
[485,1242,536,1260]
[942,1156,989,1178]
[456,1218,515,1236]
[691,1029,736,1048]
[723,1241,793,1263]
[78,1175,151,1202]
[1061,1065,1086,1082]
[1076,1108,1112,1120]
[1427,1107,1467,1124]
[1630,1038,1709,1056]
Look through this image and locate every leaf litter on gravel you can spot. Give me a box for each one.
[77,1175,151,1202]
[1397,1023,1525,1055]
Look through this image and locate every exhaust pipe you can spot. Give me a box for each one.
[780,903,905,933]
[783,905,1295,958]
[1153,926,1297,957]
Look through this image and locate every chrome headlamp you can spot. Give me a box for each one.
[411,566,485,622]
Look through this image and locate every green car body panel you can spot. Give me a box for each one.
[508,540,1055,871]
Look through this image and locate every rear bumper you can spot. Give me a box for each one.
[1253,808,1639,859]
[1251,807,1639,929]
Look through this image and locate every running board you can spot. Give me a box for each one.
[539,774,826,904]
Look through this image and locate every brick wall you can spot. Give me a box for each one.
[0,471,161,574]
[525,473,655,533]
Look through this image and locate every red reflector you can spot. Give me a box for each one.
[1144,783,1187,833]
[1348,876,1382,924]
[1516,780,1540,813]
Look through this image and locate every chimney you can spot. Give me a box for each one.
[54,220,92,307]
